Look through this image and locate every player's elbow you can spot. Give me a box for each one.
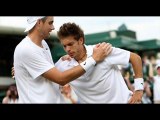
[57,75,68,86]
[58,80,68,86]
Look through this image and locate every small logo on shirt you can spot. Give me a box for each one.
[84,62,86,65]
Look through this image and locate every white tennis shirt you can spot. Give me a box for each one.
[14,36,64,103]
[55,45,133,103]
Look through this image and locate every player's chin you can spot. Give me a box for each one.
[45,34,50,39]
[69,54,74,58]
[48,33,51,37]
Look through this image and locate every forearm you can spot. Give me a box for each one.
[130,52,143,78]
[130,52,144,91]
[43,66,85,86]
[60,65,85,85]
[43,57,96,86]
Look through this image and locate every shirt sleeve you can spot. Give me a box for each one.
[21,49,55,79]
[105,47,130,66]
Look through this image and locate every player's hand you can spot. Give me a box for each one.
[128,90,143,104]
[93,42,112,63]
[61,55,72,61]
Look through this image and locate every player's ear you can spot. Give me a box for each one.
[79,37,84,44]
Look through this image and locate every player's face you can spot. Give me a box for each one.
[60,36,83,58]
[39,16,55,39]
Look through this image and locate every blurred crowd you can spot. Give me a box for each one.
[2,84,19,104]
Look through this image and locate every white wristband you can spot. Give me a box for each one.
[80,57,96,71]
[134,78,144,91]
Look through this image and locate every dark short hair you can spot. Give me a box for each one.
[57,22,85,42]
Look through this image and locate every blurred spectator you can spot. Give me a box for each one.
[149,63,160,104]
[150,55,157,66]
[156,52,160,65]
[142,81,152,104]
[123,71,134,92]
[2,85,19,104]
[60,84,79,104]
[142,54,150,81]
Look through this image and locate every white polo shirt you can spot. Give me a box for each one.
[55,45,133,103]
[14,36,65,103]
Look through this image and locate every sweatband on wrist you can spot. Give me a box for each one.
[80,57,96,71]
[134,78,144,91]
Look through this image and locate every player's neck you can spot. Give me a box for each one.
[28,33,43,48]
[76,47,87,63]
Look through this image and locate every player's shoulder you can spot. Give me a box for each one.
[55,57,73,66]
[42,40,48,46]
[55,58,76,71]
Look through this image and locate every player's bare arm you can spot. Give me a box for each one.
[128,52,144,104]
